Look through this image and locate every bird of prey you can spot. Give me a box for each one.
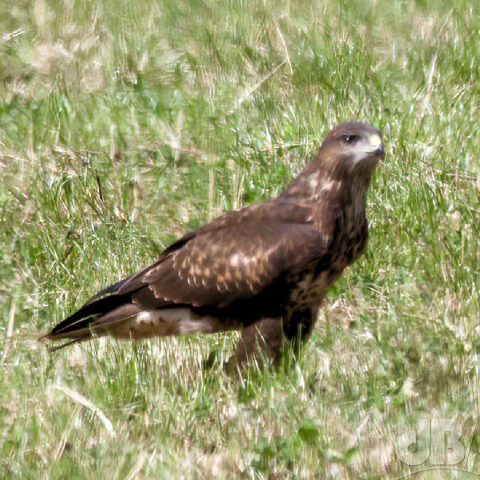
[40,122,384,364]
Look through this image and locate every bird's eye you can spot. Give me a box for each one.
[341,134,358,144]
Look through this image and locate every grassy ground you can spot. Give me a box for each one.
[1,0,479,478]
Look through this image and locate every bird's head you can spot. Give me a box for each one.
[319,122,385,180]
[282,121,384,199]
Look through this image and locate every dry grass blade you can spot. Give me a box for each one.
[1,298,16,365]
[55,384,116,438]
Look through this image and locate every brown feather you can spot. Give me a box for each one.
[40,121,384,362]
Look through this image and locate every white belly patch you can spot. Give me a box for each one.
[111,308,238,339]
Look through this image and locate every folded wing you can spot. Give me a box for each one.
[42,200,329,343]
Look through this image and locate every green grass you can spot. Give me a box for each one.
[1,0,479,478]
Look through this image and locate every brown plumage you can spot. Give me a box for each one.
[40,122,384,363]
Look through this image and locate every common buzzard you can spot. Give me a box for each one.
[40,122,384,363]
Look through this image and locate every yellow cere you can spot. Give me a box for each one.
[369,134,382,147]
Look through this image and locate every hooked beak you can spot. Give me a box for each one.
[368,134,385,158]
[374,144,385,157]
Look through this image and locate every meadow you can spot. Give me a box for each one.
[0,0,479,478]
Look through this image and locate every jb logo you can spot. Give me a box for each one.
[394,417,480,478]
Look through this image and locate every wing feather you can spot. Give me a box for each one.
[117,200,330,309]
[40,197,332,345]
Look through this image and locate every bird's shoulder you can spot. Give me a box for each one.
[162,197,318,254]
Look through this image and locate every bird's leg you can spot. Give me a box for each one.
[235,318,285,366]
[235,308,318,367]
[281,307,318,356]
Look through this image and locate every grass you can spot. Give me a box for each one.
[1,0,479,478]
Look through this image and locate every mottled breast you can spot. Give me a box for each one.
[286,225,368,310]
[286,263,339,309]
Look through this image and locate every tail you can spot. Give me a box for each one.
[39,294,140,351]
